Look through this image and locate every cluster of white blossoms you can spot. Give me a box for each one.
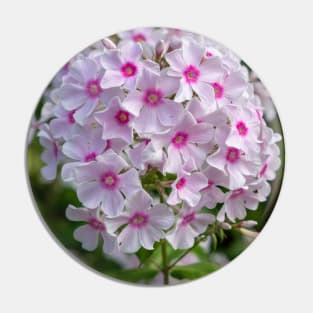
[31,28,281,255]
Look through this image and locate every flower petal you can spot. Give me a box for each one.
[77,181,103,209]
[74,225,99,251]
[118,226,140,253]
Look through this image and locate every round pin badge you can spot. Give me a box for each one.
[26,27,284,286]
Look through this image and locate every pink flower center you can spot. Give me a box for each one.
[67,110,76,124]
[230,188,244,199]
[207,180,214,188]
[183,65,200,84]
[260,163,268,177]
[84,152,97,162]
[144,138,151,145]
[121,62,137,77]
[86,79,102,98]
[132,33,146,42]
[143,89,163,107]
[226,147,240,163]
[206,51,213,57]
[236,121,249,136]
[115,110,130,125]
[171,131,189,149]
[88,217,105,231]
[181,211,196,226]
[129,212,149,228]
[100,171,119,190]
[212,82,224,99]
[176,177,186,190]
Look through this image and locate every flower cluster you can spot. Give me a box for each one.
[31,27,281,259]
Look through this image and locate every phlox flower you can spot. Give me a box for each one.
[207,145,259,189]
[95,97,134,144]
[100,41,143,90]
[127,139,165,172]
[217,181,270,222]
[258,145,281,181]
[187,98,232,145]
[152,111,213,173]
[166,40,224,103]
[105,191,174,253]
[225,106,261,153]
[167,201,215,249]
[167,169,208,207]
[59,57,121,124]
[38,125,64,180]
[75,149,141,216]
[122,68,183,134]
[49,105,78,140]
[200,166,228,209]
[66,205,115,253]
[210,71,247,106]
[118,28,154,44]
[61,125,107,181]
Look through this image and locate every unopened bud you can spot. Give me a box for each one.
[221,222,231,230]
[155,40,166,60]
[240,220,258,228]
[102,38,116,50]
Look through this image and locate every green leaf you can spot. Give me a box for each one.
[107,268,159,283]
[136,247,155,264]
[170,262,220,280]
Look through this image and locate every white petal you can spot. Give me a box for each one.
[118,227,141,253]
[74,225,99,251]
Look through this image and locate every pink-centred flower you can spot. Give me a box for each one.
[74,149,142,216]
[58,57,121,125]
[66,205,115,253]
[106,191,175,253]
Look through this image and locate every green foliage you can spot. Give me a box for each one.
[107,268,159,283]
[170,262,220,280]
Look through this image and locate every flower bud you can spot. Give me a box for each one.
[155,40,166,60]
[102,38,116,50]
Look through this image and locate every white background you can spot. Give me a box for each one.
[0,0,312,312]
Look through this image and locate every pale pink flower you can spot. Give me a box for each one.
[58,57,120,125]
[38,125,64,180]
[258,146,281,181]
[49,105,78,140]
[75,149,141,216]
[167,169,208,207]
[225,106,261,153]
[166,40,224,103]
[187,98,232,149]
[167,202,215,249]
[100,41,143,90]
[105,191,174,253]
[127,139,165,172]
[210,71,247,106]
[66,205,115,253]
[207,145,259,189]
[200,166,228,208]
[118,28,154,44]
[217,181,270,222]
[122,68,183,134]
[95,97,134,144]
[61,125,106,181]
[152,111,213,173]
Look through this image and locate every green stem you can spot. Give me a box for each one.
[168,237,202,270]
[168,227,216,270]
[161,239,169,285]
